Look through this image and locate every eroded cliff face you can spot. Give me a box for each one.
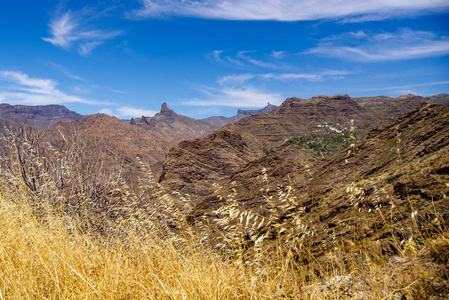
[158,94,377,203]
[185,103,449,261]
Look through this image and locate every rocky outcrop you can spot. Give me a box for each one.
[139,115,150,125]
[131,102,279,147]
[236,103,277,118]
[131,103,224,145]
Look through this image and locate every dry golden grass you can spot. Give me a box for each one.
[0,177,316,299]
[0,126,448,299]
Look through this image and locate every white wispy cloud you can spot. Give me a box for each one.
[110,89,127,94]
[212,50,224,62]
[306,28,449,61]
[217,74,256,86]
[99,108,114,115]
[50,63,84,81]
[359,80,449,92]
[116,107,158,117]
[182,69,354,108]
[183,85,282,108]
[130,0,448,21]
[210,50,284,69]
[98,106,158,118]
[43,10,122,56]
[217,70,353,86]
[260,73,322,81]
[237,51,278,68]
[271,51,287,59]
[0,70,109,106]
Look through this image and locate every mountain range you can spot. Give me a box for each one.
[1,93,449,262]
[0,103,83,130]
[1,94,448,185]
[157,94,448,203]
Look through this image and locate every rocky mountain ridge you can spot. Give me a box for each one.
[129,102,224,145]
[0,103,83,129]
[129,102,278,144]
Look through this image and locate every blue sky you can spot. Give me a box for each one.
[0,0,448,118]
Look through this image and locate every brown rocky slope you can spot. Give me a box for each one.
[45,113,170,184]
[187,103,449,264]
[158,94,377,203]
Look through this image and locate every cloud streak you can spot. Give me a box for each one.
[43,9,122,56]
[211,50,287,69]
[358,80,449,92]
[217,70,354,86]
[116,107,158,117]
[0,70,108,106]
[305,28,449,61]
[131,0,448,21]
[183,86,282,108]
[237,51,278,68]
[50,63,84,81]
[182,69,354,108]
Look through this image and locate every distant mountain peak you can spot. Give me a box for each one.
[236,103,278,117]
[160,102,176,115]
[139,115,149,125]
[397,93,417,99]
[0,103,83,129]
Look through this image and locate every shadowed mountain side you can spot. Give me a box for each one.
[426,93,449,106]
[188,143,315,216]
[0,103,83,129]
[45,114,170,184]
[188,103,449,260]
[158,123,267,204]
[158,94,376,203]
[353,93,449,123]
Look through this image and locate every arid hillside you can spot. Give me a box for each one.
[188,103,449,256]
[158,94,402,203]
[0,103,83,129]
[44,113,170,184]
